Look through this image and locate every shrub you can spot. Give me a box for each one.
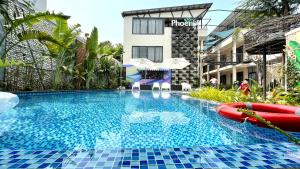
[190,87,240,103]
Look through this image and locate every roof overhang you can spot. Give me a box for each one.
[122,3,212,19]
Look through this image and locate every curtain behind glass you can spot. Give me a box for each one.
[132,19,140,34]
[148,20,156,34]
[148,47,155,62]
[139,47,148,58]
[140,19,148,34]
[155,47,163,62]
[155,20,163,34]
[132,47,139,58]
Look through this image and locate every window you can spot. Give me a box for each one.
[132,46,163,62]
[132,19,140,34]
[132,18,164,34]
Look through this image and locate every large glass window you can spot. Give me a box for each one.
[132,18,164,34]
[132,46,163,62]
[132,19,140,34]
[140,19,148,34]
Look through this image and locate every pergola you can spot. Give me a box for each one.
[244,13,300,98]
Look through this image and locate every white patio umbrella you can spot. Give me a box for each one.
[129,58,156,79]
[162,58,190,70]
[129,58,155,70]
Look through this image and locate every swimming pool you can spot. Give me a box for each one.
[0,91,299,150]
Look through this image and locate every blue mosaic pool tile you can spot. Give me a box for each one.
[0,142,299,168]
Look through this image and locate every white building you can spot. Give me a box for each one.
[202,11,284,89]
[122,3,211,88]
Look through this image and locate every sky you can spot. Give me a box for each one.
[47,0,240,44]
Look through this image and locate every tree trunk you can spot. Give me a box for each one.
[106,72,110,89]
[282,0,291,16]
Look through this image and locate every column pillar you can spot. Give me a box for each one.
[198,39,204,88]
[232,39,237,83]
[262,48,267,100]
[243,68,248,80]
[207,65,210,82]
[217,50,221,87]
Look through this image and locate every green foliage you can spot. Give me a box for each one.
[0,58,24,68]
[238,0,300,27]
[190,87,240,103]
[0,0,10,24]
[242,79,263,103]
[266,87,300,106]
[232,27,242,40]
[287,59,300,89]
[99,41,123,61]
[97,55,120,89]
[17,30,66,47]
[238,108,300,145]
[85,27,99,89]
[38,19,81,89]
[11,11,70,30]
[191,80,300,106]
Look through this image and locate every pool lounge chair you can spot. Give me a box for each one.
[182,83,192,92]
[132,82,140,91]
[161,82,171,92]
[152,82,160,91]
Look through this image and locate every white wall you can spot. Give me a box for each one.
[123,16,172,65]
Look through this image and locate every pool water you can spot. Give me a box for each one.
[0,91,298,150]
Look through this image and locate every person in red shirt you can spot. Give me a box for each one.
[239,79,250,96]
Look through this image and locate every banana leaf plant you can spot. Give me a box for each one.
[85,27,99,89]
[42,19,81,89]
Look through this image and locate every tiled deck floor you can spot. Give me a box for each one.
[0,143,299,169]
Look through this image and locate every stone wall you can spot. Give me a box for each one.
[3,1,55,91]
[171,26,199,87]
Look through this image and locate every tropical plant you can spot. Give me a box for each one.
[0,11,70,47]
[97,55,120,88]
[242,79,263,102]
[232,27,242,40]
[238,0,300,27]
[41,19,81,89]
[0,0,10,25]
[3,30,67,57]
[238,108,300,145]
[286,59,300,89]
[0,0,70,89]
[239,0,299,17]
[85,27,99,89]
[190,87,241,103]
[0,58,24,68]
[99,41,123,61]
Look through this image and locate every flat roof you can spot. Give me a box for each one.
[122,3,212,17]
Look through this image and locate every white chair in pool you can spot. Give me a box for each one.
[181,83,192,92]
[152,82,160,91]
[161,82,171,92]
[132,82,140,91]
[152,90,160,99]
[161,92,171,99]
[132,90,140,98]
